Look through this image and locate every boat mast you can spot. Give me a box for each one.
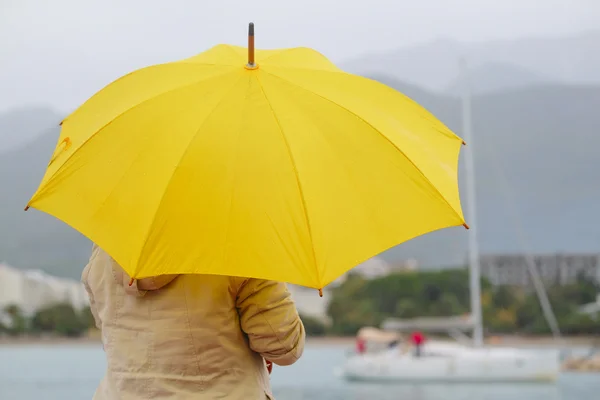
[459,58,561,346]
[460,58,484,348]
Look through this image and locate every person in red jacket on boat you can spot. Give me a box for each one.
[410,331,426,357]
[356,337,367,354]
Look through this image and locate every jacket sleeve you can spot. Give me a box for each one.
[235,279,306,366]
[81,245,102,330]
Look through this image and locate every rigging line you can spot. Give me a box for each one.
[479,124,562,340]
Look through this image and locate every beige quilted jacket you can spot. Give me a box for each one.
[82,244,305,399]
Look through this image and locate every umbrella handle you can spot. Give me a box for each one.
[246,22,256,69]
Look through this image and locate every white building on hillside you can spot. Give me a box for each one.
[332,256,418,286]
[480,253,600,287]
[0,264,25,321]
[0,263,88,316]
[352,257,391,279]
[287,284,330,322]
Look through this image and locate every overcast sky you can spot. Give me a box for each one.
[1,0,599,113]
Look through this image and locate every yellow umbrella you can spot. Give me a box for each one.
[26,23,467,294]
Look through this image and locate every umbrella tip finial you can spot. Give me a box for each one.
[463,223,470,230]
[246,22,257,69]
[318,288,323,297]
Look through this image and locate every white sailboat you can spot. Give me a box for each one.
[338,59,561,383]
[341,339,559,383]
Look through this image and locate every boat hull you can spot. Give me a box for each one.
[341,344,560,383]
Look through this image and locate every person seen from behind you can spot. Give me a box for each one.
[411,331,425,357]
[82,244,305,400]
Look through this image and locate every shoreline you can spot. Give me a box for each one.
[1,335,597,348]
[0,335,101,347]
[306,335,600,348]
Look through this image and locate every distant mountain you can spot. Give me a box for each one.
[376,81,600,266]
[445,62,551,96]
[0,107,62,152]
[0,110,91,278]
[1,81,600,279]
[342,31,600,93]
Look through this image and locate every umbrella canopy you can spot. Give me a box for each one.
[26,24,466,292]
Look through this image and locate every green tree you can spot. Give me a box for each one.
[79,306,96,330]
[559,314,600,335]
[299,314,327,336]
[487,308,518,333]
[3,304,27,336]
[395,298,420,319]
[492,286,517,310]
[327,269,474,335]
[31,303,87,337]
[334,298,383,335]
[326,268,599,336]
[430,292,465,316]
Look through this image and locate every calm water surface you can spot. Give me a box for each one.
[0,343,598,400]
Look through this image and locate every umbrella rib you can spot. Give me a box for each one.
[132,74,247,275]
[254,74,321,288]
[30,68,237,205]
[65,63,236,122]
[265,68,461,142]
[261,71,465,224]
